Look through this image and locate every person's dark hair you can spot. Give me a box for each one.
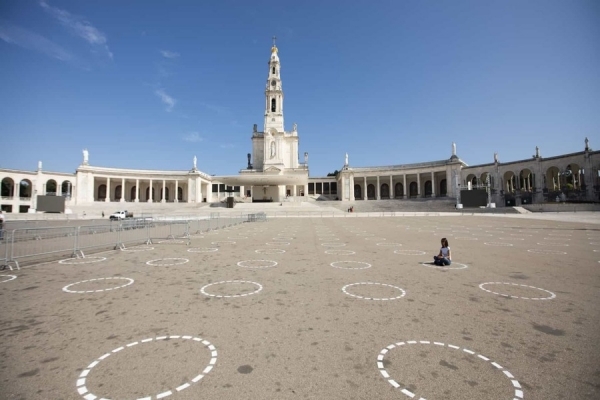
[441,238,449,248]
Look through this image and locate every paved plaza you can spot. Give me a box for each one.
[1,215,599,400]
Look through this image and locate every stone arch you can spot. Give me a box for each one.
[161,187,169,201]
[503,171,516,193]
[381,183,389,199]
[271,98,276,112]
[130,186,137,201]
[465,174,477,187]
[61,180,72,197]
[97,184,107,200]
[545,166,560,191]
[409,182,418,197]
[115,185,122,201]
[480,172,493,188]
[177,186,183,201]
[439,179,447,196]
[46,179,57,195]
[146,187,154,202]
[1,177,15,197]
[354,184,362,200]
[565,163,581,189]
[424,180,432,196]
[367,184,375,200]
[519,168,533,192]
[394,182,403,198]
[19,179,32,198]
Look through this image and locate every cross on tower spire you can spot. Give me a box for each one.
[272,36,277,46]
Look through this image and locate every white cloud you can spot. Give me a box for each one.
[155,89,176,112]
[0,20,74,62]
[40,0,113,59]
[160,50,180,59]
[183,132,202,142]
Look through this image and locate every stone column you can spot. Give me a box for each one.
[350,175,355,201]
[417,173,421,197]
[403,174,407,197]
[135,179,139,202]
[217,183,220,201]
[105,177,110,202]
[431,171,435,197]
[161,180,166,203]
[148,179,153,203]
[175,180,179,202]
[363,176,367,200]
[303,184,308,198]
[389,175,393,199]
[376,176,380,200]
[121,178,125,202]
[293,185,296,197]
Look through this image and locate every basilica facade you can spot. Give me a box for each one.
[1,45,599,213]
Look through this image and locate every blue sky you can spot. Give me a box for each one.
[1,0,598,177]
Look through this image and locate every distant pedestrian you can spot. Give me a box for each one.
[102,211,105,218]
[0,211,4,240]
[433,237,451,266]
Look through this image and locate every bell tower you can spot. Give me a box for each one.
[264,36,284,133]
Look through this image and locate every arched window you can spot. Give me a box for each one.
[354,184,362,200]
[115,185,122,200]
[61,181,72,197]
[98,184,107,200]
[424,181,432,196]
[130,186,137,201]
[46,179,57,195]
[394,183,403,198]
[271,98,276,112]
[177,186,183,201]
[19,179,32,198]
[272,67,275,74]
[367,184,376,200]
[1,178,15,197]
[381,183,389,199]
[409,182,418,197]
[161,187,169,201]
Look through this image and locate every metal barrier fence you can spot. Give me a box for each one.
[0,214,255,269]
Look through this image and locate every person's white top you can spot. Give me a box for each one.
[440,246,450,257]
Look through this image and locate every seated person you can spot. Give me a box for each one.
[433,238,451,266]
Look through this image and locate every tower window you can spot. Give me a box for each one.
[272,67,275,74]
[271,98,276,112]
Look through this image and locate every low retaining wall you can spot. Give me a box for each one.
[522,203,600,213]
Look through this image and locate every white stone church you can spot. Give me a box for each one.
[1,44,599,213]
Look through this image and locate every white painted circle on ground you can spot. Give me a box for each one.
[537,242,569,247]
[59,257,107,265]
[266,242,289,246]
[146,258,189,266]
[421,262,468,270]
[394,250,426,256]
[122,246,154,252]
[63,277,134,293]
[158,239,185,244]
[200,280,263,298]
[211,241,236,245]
[485,242,514,247]
[325,249,356,255]
[330,261,371,270]
[377,340,524,400]
[76,335,217,400]
[376,243,402,247]
[321,243,346,247]
[255,249,286,254]
[342,282,406,300]
[237,260,278,269]
[188,248,219,253]
[479,282,556,300]
[527,249,567,255]
[1,275,17,283]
